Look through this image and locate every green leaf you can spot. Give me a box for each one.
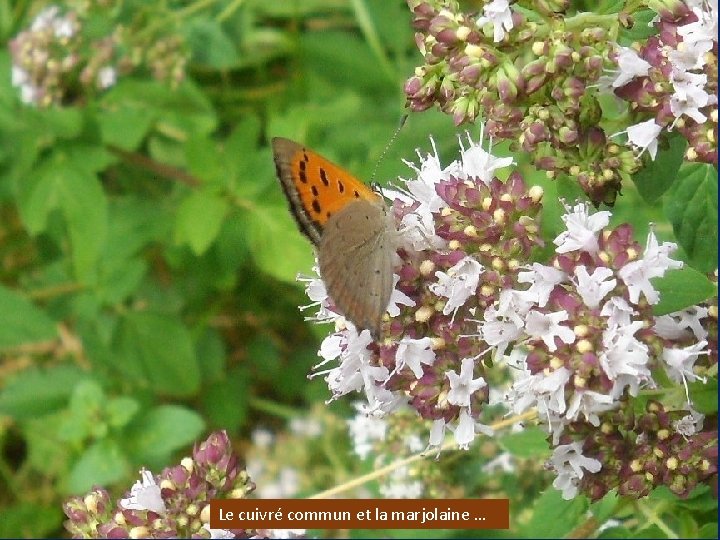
[67,439,130,494]
[498,426,551,459]
[590,491,620,526]
[633,133,687,203]
[699,523,719,539]
[0,285,57,348]
[246,201,315,283]
[97,95,156,149]
[689,378,718,414]
[118,312,201,396]
[652,267,716,315]
[125,404,205,464]
[520,489,588,538]
[0,365,88,420]
[184,17,239,68]
[175,190,229,255]
[0,503,63,538]
[16,156,108,279]
[619,10,659,43]
[664,163,718,272]
[202,369,249,433]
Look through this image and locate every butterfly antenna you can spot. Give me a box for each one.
[370,114,408,186]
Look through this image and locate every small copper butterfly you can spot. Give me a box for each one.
[272,137,395,337]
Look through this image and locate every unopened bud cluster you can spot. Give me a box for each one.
[62,431,301,539]
[404,0,718,204]
[9,3,187,107]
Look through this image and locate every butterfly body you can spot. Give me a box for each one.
[272,137,395,336]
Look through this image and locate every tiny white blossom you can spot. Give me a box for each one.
[446,357,487,407]
[524,310,576,352]
[554,202,611,254]
[565,390,616,426]
[600,296,636,327]
[477,0,515,42]
[662,340,709,399]
[654,306,709,341]
[599,322,651,398]
[611,46,652,88]
[574,266,617,308]
[459,127,515,182]
[618,230,683,305]
[120,469,166,515]
[394,337,435,379]
[347,404,387,459]
[203,525,237,539]
[624,119,663,159]
[517,263,566,307]
[379,466,424,498]
[673,407,705,438]
[386,274,416,316]
[430,256,484,317]
[453,407,476,449]
[550,442,602,500]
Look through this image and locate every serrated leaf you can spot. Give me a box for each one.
[246,201,315,283]
[498,427,551,459]
[67,439,130,494]
[664,163,718,272]
[633,133,687,203]
[652,267,716,315]
[0,365,87,420]
[118,312,201,396]
[175,190,229,255]
[125,404,205,463]
[0,285,57,348]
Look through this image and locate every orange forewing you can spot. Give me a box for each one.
[272,137,380,245]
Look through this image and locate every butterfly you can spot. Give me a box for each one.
[272,138,396,337]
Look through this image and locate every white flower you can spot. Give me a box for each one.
[480,304,524,358]
[446,357,487,408]
[618,230,683,305]
[428,418,447,449]
[654,306,709,340]
[550,442,602,500]
[379,466,424,498]
[508,367,572,437]
[517,263,566,307]
[347,403,387,459]
[611,46,652,88]
[554,202,611,254]
[662,340,709,399]
[673,407,705,438]
[574,266,617,308]
[477,0,515,42]
[429,256,484,317]
[524,310,576,352]
[386,274,416,316]
[97,66,117,89]
[402,137,458,213]
[624,119,663,160]
[669,69,716,123]
[565,390,616,426]
[120,469,166,514]
[453,407,476,450]
[600,296,636,327]
[394,337,435,379]
[459,127,515,182]
[599,322,651,398]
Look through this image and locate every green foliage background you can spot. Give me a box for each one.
[0,0,717,538]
